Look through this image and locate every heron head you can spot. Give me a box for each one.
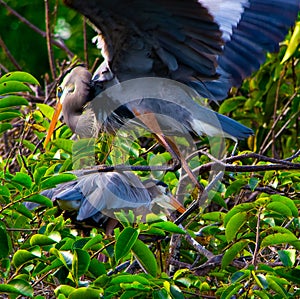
[44,66,92,146]
[144,180,186,214]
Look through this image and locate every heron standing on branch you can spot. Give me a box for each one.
[45,0,299,189]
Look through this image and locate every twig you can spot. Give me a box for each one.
[252,207,262,267]
[45,0,56,79]
[0,35,22,70]
[83,17,89,67]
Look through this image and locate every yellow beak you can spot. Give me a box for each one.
[44,101,62,147]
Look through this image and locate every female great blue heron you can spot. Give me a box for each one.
[25,171,185,234]
[45,0,299,187]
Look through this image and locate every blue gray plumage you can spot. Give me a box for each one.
[57,0,299,142]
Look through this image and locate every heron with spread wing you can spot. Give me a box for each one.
[45,0,299,187]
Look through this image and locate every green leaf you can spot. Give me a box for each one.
[225,211,247,242]
[222,240,249,268]
[0,185,10,203]
[231,270,251,283]
[0,71,39,85]
[88,258,107,277]
[82,235,103,250]
[69,287,102,299]
[55,285,76,297]
[270,195,298,217]
[0,222,11,258]
[37,103,55,119]
[111,274,150,286]
[25,194,53,208]
[266,275,288,298]
[278,249,296,267]
[219,96,247,114]
[201,211,226,222]
[40,173,76,190]
[266,202,292,217]
[72,248,91,279]
[261,233,299,249]
[0,111,22,121]
[12,172,32,189]
[170,284,184,299]
[252,272,268,289]
[0,279,33,297]
[281,21,300,63]
[132,239,158,277]
[115,227,139,262]
[220,283,243,299]
[52,138,73,153]
[275,268,300,284]
[253,290,270,299]
[0,123,12,134]
[30,232,61,246]
[0,81,31,95]
[12,248,41,268]
[33,166,48,184]
[225,179,246,198]
[151,221,185,234]
[249,177,260,191]
[224,202,255,226]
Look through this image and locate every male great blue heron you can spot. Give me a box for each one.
[25,171,185,234]
[45,0,299,143]
[45,1,299,188]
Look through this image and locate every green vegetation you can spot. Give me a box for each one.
[0,1,299,298]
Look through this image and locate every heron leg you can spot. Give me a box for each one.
[132,110,203,191]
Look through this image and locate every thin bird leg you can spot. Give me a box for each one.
[133,110,203,191]
[155,134,204,192]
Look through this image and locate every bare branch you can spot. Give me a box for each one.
[0,35,22,70]
[45,0,56,79]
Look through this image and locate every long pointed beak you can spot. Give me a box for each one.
[44,101,62,147]
[169,194,186,214]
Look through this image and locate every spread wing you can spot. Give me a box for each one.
[64,0,299,100]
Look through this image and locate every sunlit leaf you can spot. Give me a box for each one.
[40,173,76,190]
[11,172,32,189]
[69,287,102,299]
[132,239,158,277]
[0,81,31,95]
[72,248,90,279]
[25,194,53,208]
[281,22,300,63]
[0,279,33,297]
[0,71,39,85]
[13,248,41,268]
[30,232,61,246]
[151,221,185,234]
[225,211,247,242]
[115,227,139,262]
[278,249,296,267]
[0,95,29,108]
[270,195,298,217]
[222,240,249,268]
[261,233,299,249]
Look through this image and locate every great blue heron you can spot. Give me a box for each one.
[24,170,185,234]
[45,0,299,187]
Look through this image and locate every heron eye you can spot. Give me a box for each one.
[57,86,63,98]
